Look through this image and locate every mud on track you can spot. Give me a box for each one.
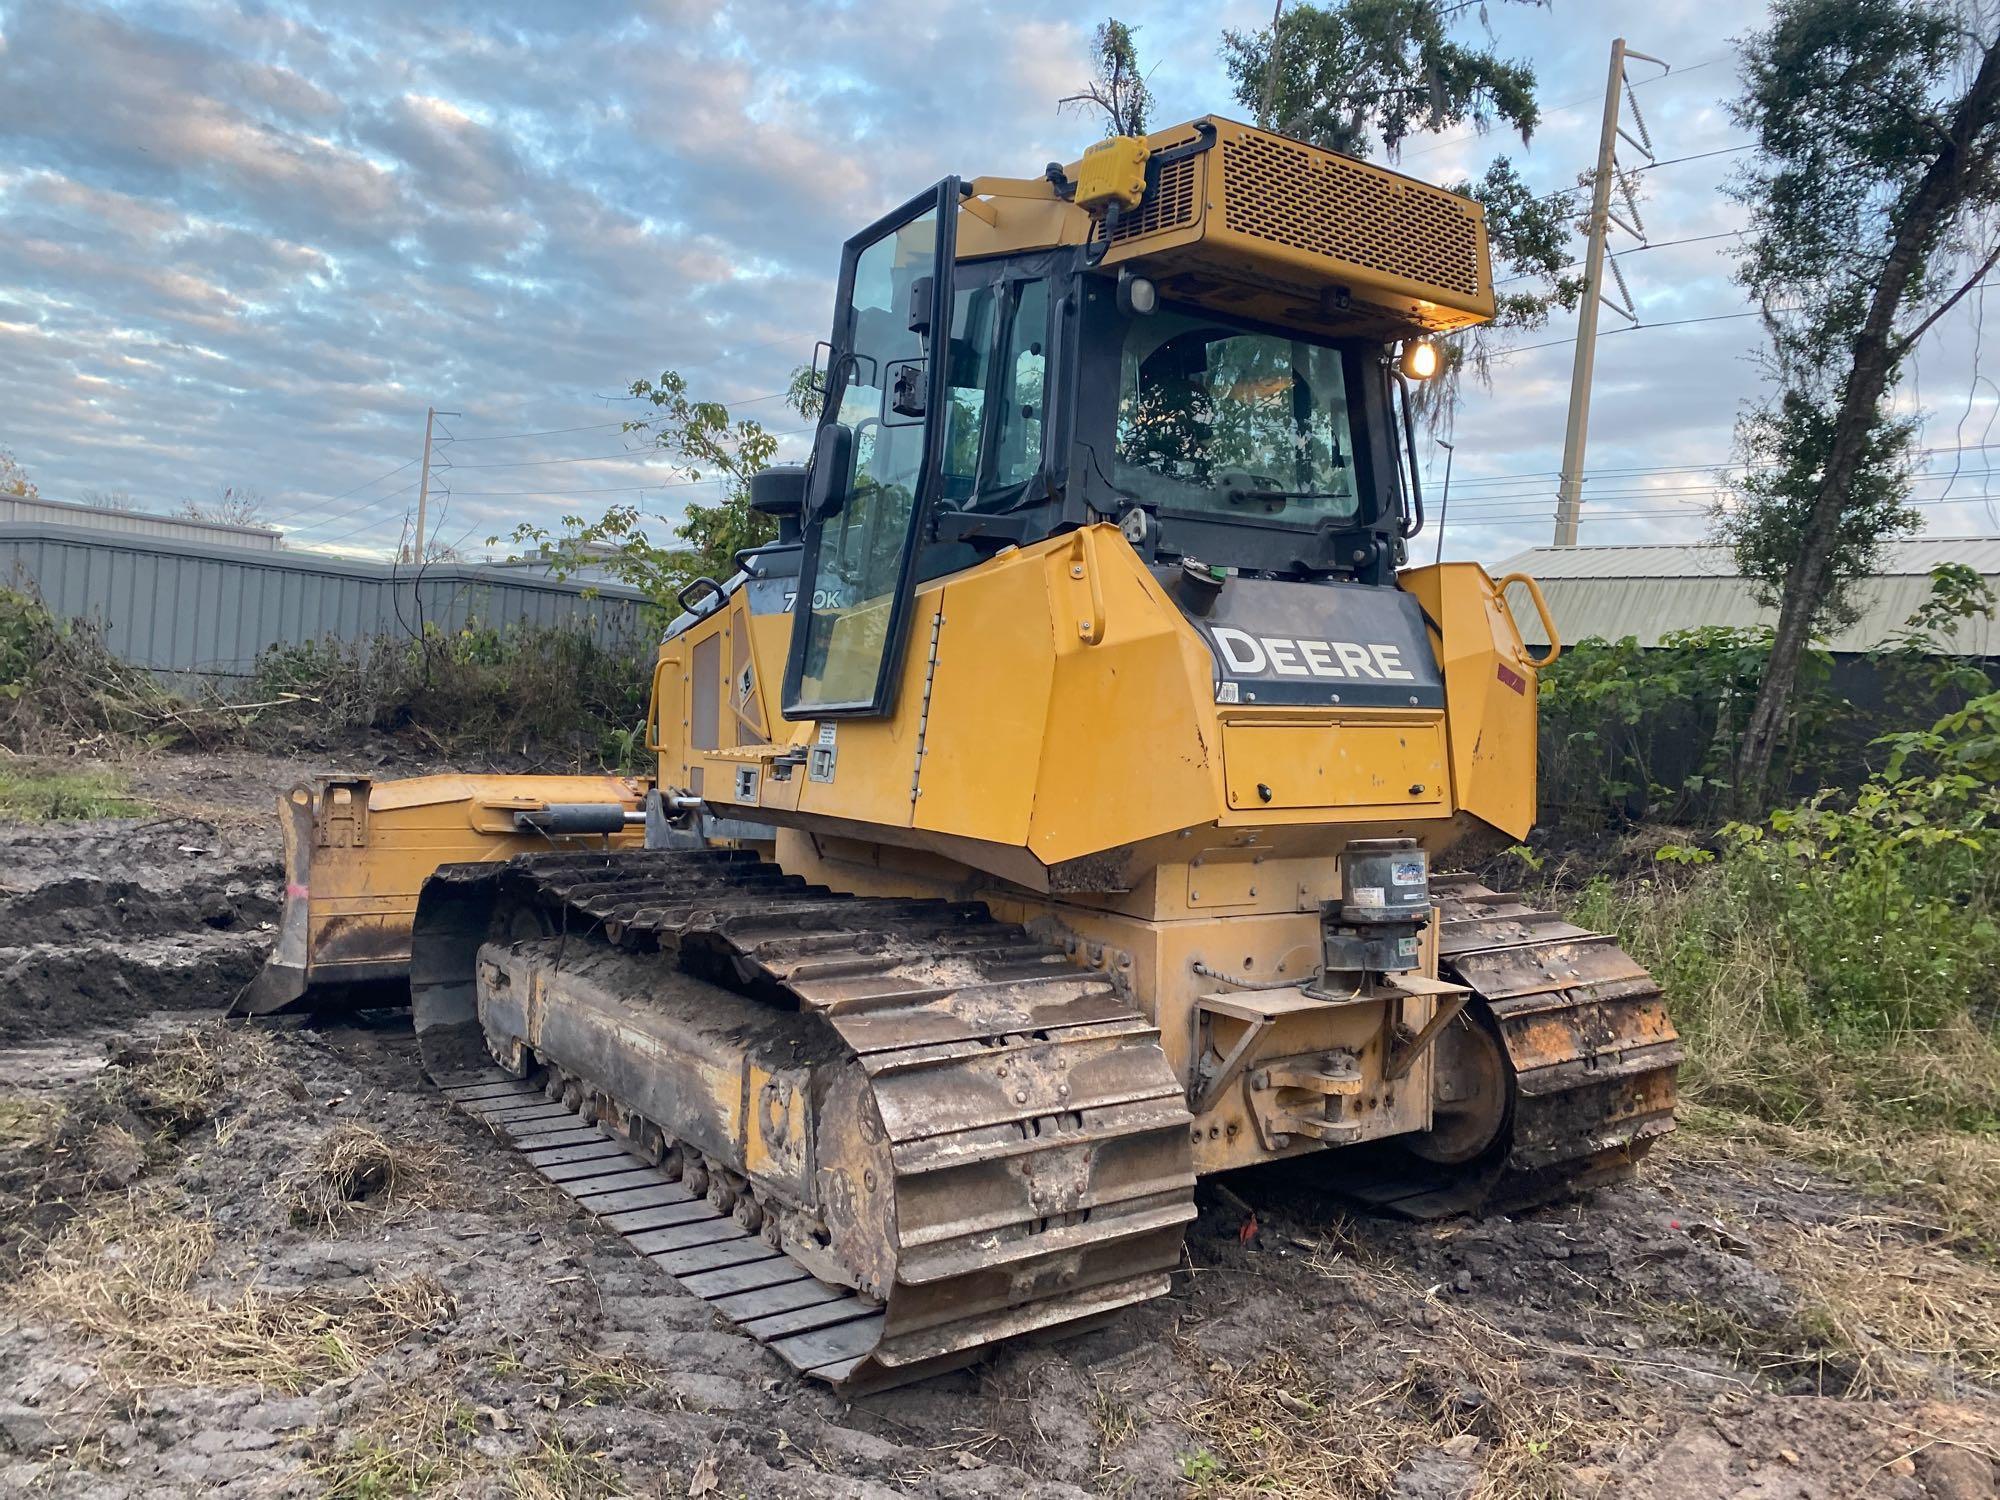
[0,765,1996,1499]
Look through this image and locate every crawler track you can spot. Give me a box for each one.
[411,848,1197,1391]
[1351,875,1683,1218]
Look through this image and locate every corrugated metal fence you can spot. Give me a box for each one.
[0,523,655,681]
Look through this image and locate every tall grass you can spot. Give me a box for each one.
[1562,696,2000,1246]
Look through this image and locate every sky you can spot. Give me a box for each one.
[1,0,1996,565]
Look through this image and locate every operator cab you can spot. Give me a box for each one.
[728,118,1491,721]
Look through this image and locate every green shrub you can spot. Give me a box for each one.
[1564,693,2000,1150]
[1538,626,1837,827]
[0,583,649,768]
[247,622,650,764]
[0,587,183,743]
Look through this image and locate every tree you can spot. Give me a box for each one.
[786,362,824,422]
[1062,19,1153,137]
[0,448,38,500]
[506,369,801,612]
[78,488,141,511]
[1218,1,1576,395]
[397,532,467,564]
[1221,1,1543,157]
[177,484,268,527]
[1722,0,2000,809]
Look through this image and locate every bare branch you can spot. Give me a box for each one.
[1894,242,2000,356]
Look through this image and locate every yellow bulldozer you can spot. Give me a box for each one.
[246,117,1680,1391]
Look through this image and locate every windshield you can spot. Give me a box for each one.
[1113,308,1363,526]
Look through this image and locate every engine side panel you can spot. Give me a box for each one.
[657,529,1534,888]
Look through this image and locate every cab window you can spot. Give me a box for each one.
[938,275,1048,506]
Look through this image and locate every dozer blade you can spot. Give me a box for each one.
[239,773,648,1015]
[408,849,1198,1391]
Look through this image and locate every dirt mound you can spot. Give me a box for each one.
[0,809,282,1043]
[0,870,279,941]
[0,931,271,1043]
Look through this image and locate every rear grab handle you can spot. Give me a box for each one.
[1495,571,1561,667]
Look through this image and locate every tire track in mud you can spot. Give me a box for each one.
[0,818,281,1042]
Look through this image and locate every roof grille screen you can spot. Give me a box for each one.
[1221,133,1481,297]
[1109,154,1198,243]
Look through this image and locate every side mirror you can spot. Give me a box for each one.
[748,465,807,543]
[803,423,855,526]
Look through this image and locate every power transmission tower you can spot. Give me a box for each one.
[414,406,460,562]
[1554,38,1667,547]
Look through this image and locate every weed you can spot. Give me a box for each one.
[1171,1272,1659,1500]
[318,1433,453,1500]
[505,1431,629,1499]
[0,764,147,819]
[0,1093,48,1147]
[315,1390,628,1500]
[1178,1448,1223,1485]
[558,1351,652,1404]
[245,622,648,764]
[10,1194,453,1394]
[279,1124,461,1231]
[1091,1387,1138,1451]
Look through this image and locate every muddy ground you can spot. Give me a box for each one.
[0,753,1995,1499]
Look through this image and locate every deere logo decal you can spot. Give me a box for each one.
[1207,626,1418,682]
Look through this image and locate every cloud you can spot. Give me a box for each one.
[0,0,1990,557]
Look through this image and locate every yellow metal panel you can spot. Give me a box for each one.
[909,550,1055,849]
[1087,117,1493,338]
[729,610,768,745]
[1205,120,1491,321]
[1185,856,1259,910]
[1219,714,1448,813]
[653,641,687,781]
[954,179,1094,261]
[1025,530,1220,864]
[1400,563,1539,839]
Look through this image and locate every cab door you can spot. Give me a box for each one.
[781,179,959,719]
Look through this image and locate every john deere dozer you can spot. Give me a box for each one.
[249,118,1680,1390]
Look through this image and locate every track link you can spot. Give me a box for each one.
[411,848,1196,1391]
[1349,875,1682,1219]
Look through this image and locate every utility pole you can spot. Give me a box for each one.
[413,406,460,562]
[1554,39,1666,546]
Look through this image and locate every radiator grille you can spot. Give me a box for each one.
[1108,154,1199,243]
[1220,132,1482,297]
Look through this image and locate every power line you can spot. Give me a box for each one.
[1441,469,2000,512]
[280,477,423,538]
[1436,440,2000,489]
[443,450,665,470]
[445,421,629,443]
[1401,55,1729,160]
[439,480,730,498]
[1440,491,2000,527]
[1631,143,1754,174]
[1494,228,1746,287]
[440,416,814,470]
[1495,306,1767,358]
[264,455,420,525]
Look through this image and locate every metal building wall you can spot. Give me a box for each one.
[0,523,653,681]
[0,494,285,550]
[1496,538,2000,656]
